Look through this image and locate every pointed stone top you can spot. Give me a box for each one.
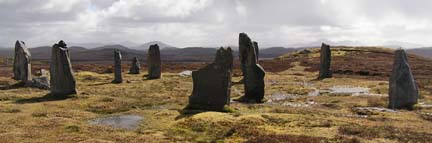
[239,32,248,37]
[239,33,251,40]
[227,47,232,51]
[150,44,159,48]
[58,40,67,48]
[15,40,26,48]
[394,49,408,60]
[322,43,330,47]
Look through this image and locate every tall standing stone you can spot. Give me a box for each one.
[236,33,266,103]
[239,33,256,76]
[50,40,77,96]
[13,40,32,84]
[318,43,332,79]
[388,49,419,110]
[147,44,161,79]
[112,49,123,83]
[129,57,140,74]
[188,47,233,111]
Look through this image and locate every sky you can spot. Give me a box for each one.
[1,0,432,48]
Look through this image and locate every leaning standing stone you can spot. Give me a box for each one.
[318,43,332,79]
[388,49,419,110]
[147,44,161,79]
[112,49,123,83]
[50,40,77,96]
[236,33,266,103]
[129,57,140,74]
[13,40,32,84]
[188,47,233,111]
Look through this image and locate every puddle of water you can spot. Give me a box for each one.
[341,114,369,118]
[179,70,192,77]
[281,101,316,108]
[88,115,143,130]
[266,93,299,102]
[322,86,378,96]
[308,89,320,96]
[267,81,313,87]
[353,107,396,113]
[418,103,432,109]
[329,86,369,95]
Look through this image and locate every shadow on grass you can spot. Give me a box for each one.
[0,82,25,90]
[87,82,112,86]
[15,93,75,104]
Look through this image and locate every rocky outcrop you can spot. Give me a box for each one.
[147,44,161,79]
[13,40,32,83]
[188,47,233,111]
[50,40,77,96]
[112,49,123,83]
[129,57,140,74]
[318,43,332,79]
[388,49,419,110]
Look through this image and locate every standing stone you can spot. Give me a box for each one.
[50,40,77,96]
[388,49,419,110]
[318,43,332,79]
[129,57,140,74]
[112,49,123,83]
[188,47,233,111]
[147,44,161,79]
[236,33,266,103]
[13,40,32,83]
[239,33,257,76]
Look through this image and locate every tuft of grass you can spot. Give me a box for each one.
[367,97,387,107]
[32,111,48,117]
[65,125,80,133]
[338,124,432,142]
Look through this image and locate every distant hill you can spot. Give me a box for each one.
[407,47,432,59]
[259,47,296,58]
[132,41,176,51]
[0,48,13,57]
[29,46,88,60]
[0,44,296,62]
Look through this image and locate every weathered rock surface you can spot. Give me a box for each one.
[129,57,140,74]
[112,49,123,83]
[13,40,32,83]
[253,41,259,61]
[389,49,419,110]
[147,44,161,79]
[50,40,77,96]
[318,43,332,79]
[188,47,233,111]
[236,33,266,103]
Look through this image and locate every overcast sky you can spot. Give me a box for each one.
[1,0,432,48]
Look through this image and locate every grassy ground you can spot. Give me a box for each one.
[1,47,432,142]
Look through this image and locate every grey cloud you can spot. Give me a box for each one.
[0,0,432,48]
